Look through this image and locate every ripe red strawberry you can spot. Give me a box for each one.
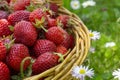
[29,8,47,22]
[0,10,8,19]
[59,29,74,49]
[60,32,71,49]
[10,0,30,11]
[47,17,57,28]
[56,45,68,62]
[32,52,58,74]
[0,19,12,37]
[69,35,75,49]
[8,10,30,25]
[6,44,30,72]
[49,3,59,12]
[14,21,37,46]
[56,45,67,55]
[0,62,10,80]
[33,39,56,57]
[57,15,70,28]
[45,27,65,45]
[61,34,75,49]
[0,41,7,61]
[6,0,10,3]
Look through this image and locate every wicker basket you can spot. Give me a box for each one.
[24,0,90,80]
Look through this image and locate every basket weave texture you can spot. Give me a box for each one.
[24,0,90,80]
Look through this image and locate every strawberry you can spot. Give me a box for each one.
[33,39,56,57]
[32,52,58,74]
[47,17,57,28]
[0,19,12,37]
[49,3,59,12]
[45,27,65,45]
[14,21,38,46]
[61,35,75,49]
[0,35,15,48]
[0,62,10,80]
[0,41,7,61]
[56,45,67,55]
[55,45,67,62]
[0,10,8,19]
[6,44,30,72]
[60,30,74,49]
[10,0,30,11]
[29,8,47,22]
[69,35,75,49]
[57,15,70,28]
[6,0,10,3]
[8,10,30,25]
[60,32,71,49]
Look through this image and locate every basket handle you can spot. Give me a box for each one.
[48,0,63,6]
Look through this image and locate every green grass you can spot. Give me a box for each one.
[63,0,120,80]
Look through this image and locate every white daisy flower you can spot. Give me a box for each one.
[89,30,101,40]
[71,65,94,80]
[89,47,95,53]
[105,42,116,48]
[82,0,96,8]
[70,0,80,10]
[112,69,120,80]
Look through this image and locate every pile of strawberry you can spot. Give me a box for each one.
[0,0,75,80]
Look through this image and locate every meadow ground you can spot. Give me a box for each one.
[64,0,120,80]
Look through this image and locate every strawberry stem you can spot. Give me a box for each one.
[20,57,32,79]
[33,18,48,32]
[40,25,48,32]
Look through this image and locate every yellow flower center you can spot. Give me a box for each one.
[79,69,86,74]
[74,3,78,7]
[89,33,94,37]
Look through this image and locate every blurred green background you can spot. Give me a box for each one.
[63,0,120,80]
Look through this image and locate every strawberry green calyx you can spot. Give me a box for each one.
[57,19,64,28]
[0,0,13,13]
[33,18,48,32]
[2,35,15,50]
[57,15,70,28]
[0,1,8,10]
[26,2,39,12]
[9,25,14,32]
[5,38,15,50]
[57,17,73,28]
[20,57,34,79]
[66,18,73,27]
[35,17,45,26]
[54,52,65,62]
[26,0,49,12]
